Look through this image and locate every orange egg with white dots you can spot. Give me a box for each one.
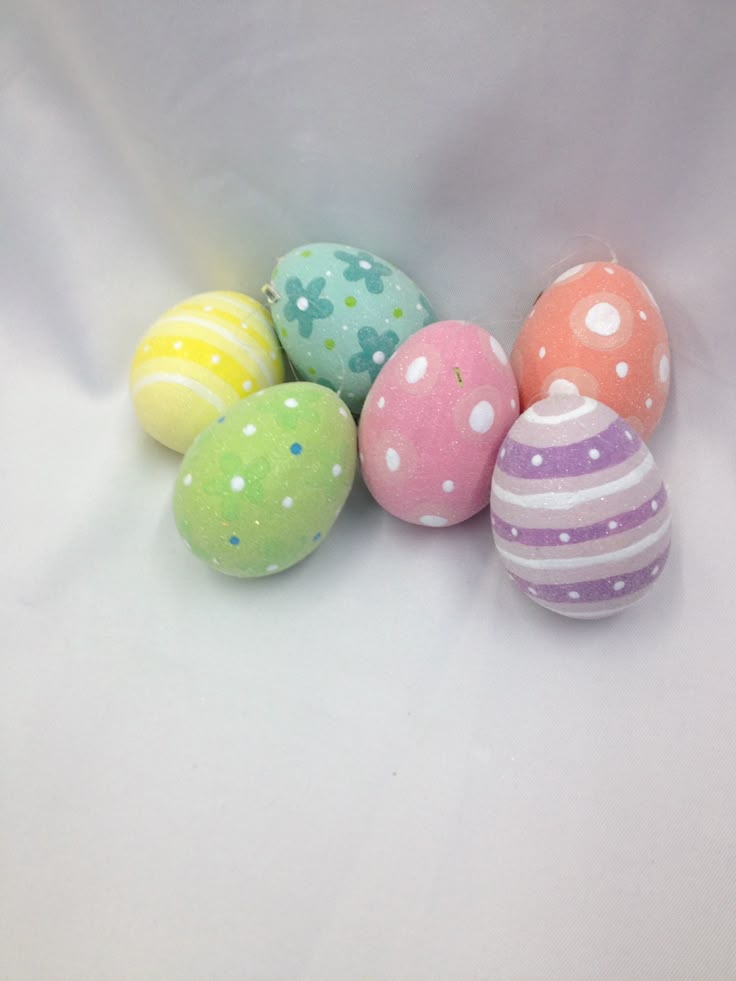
[510,262,670,439]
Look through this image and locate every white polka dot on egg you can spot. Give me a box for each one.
[490,336,508,365]
[420,515,448,527]
[554,264,584,283]
[469,400,494,434]
[585,302,621,336]
[548,379,580,396]
[406,356,428,384]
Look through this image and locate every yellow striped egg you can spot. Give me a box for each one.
[129,291,285,453]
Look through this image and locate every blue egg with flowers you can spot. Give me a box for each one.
[264,242,437,415]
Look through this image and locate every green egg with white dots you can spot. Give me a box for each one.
[173,382,357,577]
[264,243,437,415]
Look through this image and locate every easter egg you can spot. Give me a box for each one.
[510,262,670,439]
[130,291,286,453]
[490,393,672,618]
[173,382,356,577]
[264,243,436,415]
[359,321,519,527]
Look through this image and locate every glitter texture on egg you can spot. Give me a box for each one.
[130,291,285,453]
[511,262,670,439]
[173,382,356,577]
[265,243,436,415]
[491,393,671,618]
[359,321,519,526]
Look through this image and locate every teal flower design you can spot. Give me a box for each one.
[348,326,400,381]
[334,249,392,294]
[418,293,436,327]
[203,451,271,519]
[283,277,334,337]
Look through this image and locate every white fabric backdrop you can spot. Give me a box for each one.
[2,1,735,978]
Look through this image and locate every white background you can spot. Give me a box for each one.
[2,1,736,978]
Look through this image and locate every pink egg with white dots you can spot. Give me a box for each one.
[359,321,519,527]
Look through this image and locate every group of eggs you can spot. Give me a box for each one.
[129,243,672,619]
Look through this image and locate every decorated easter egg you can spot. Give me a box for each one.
[264,243,436,415]
[130,291,285,453]
[173,382,356,577]
[511,262,670,439]
[491,393,671,618]
[359,321,519,527]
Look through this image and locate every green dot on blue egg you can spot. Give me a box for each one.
[290,442,303,455]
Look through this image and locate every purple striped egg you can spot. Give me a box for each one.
[490,394,671,619]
